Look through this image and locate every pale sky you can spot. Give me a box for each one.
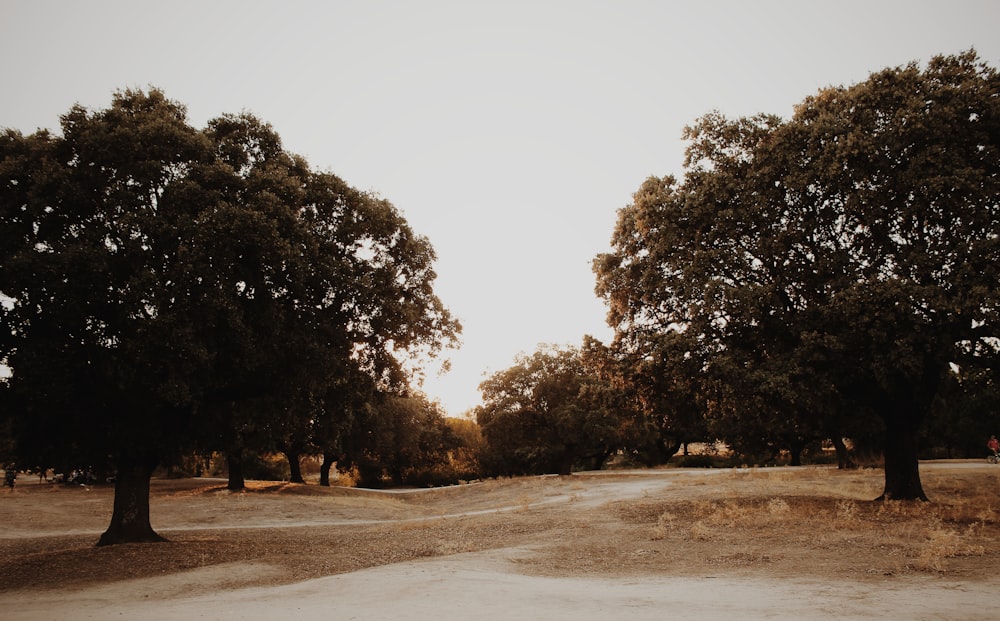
[2,1,998,415]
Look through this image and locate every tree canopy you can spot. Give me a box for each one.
[594,50,1000,499]
[0,89,459,543]
[476,343,623,475]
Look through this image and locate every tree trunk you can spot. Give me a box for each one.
[97,454,165,546]
[319,452,334,487]
[788,439,803,466]
[879,416,927,501]
[557,446,574,476]
[285,450,304,484]
[227,451,245,492]
[831,436,856,470]
[662,438,682,461]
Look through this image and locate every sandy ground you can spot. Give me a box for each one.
[2,461,999,620]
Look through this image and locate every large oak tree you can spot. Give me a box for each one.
[595,51,1000,500]
[0,89,459,543]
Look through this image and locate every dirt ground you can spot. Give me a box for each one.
[2,461,999,620]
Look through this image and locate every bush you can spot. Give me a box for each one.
[156,453,212,478]
[243,453,291,481]
[674,454,725,468]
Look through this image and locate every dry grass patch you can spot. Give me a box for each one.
[611,473,1000,577]
[3,464,999,593]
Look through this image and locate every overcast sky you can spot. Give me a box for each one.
[2,1,998,415]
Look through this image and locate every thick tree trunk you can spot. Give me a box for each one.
[590,449,614,471]
[879,416,927,501]
[788,439,803,466]
[97,454,165,546]
[285,451,304,484]
[319,452,334,487]
[557,445,575,476]
[227,452,245,492]
[390,465,404,486]
[661,438,682,461]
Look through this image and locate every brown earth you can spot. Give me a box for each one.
[1,461,999,620]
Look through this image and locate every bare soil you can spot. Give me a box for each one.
[2,461,999,620]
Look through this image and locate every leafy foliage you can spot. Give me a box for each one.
[0,89,459,541]
[337,392,468,487]
[595,51,1000,499]
[476,343,623,475]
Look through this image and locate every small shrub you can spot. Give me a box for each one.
[651,512,675,540]
[835,500,860,524]
[914,524,987,572]
[766,497,790,516]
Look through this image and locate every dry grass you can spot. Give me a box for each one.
[2,463,999,595]
[606,466,1000,577]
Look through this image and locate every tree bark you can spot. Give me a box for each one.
[788,439,803,467]
[319,452,334,487]
[556,444,575,476]
[227,451,245,492]
[97,454,165,546]
[662,438,682,461]
[285,451,304,484]
[831,436,856,470]
[878,416,927,501]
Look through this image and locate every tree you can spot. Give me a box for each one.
[0,89,459,543]
[294,167,462,489]
[312,366,378,487]
[585,333,708,466]
[923,366,1000,458]
[1,90,212,543]
[444,416,483,478]
[336,392,461,487]
[476,344,622,476]
[595,51,1000,500]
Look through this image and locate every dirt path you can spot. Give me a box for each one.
[2,462,999,620]
[3,550,994,621]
